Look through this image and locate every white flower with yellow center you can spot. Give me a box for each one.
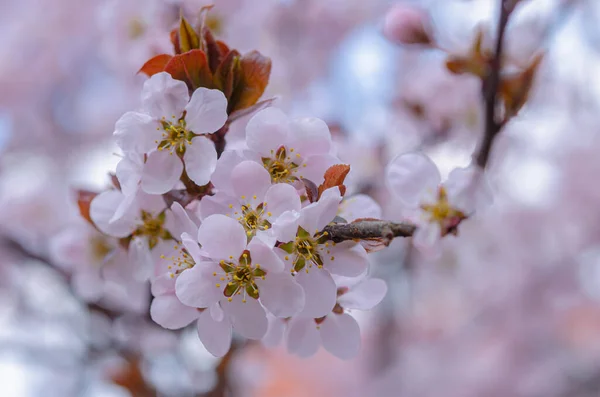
[113,72,228,194]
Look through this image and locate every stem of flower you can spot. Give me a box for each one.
[475,0,515,168]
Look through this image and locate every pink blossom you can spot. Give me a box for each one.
[386,152,489,254]
[213,107,339,187]
[114,72,228,194]
[49,223,148,312]
[273,187,370,318]
[174,214,305,344]
[285,278,387,360]
[89,190,192,280]
[200,160,301,239]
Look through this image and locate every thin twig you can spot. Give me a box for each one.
[475,0,514,168]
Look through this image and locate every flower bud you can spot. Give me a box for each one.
[383,5,434,46]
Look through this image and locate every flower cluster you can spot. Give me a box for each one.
[87,71,389,359]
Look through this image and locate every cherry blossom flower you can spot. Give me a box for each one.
[273,187,370,318]
[150,289,233,357]
[114,72,228,194]
[217,107,339,186]
[89,190,194,280]
[200,160,301,239]
[49,223,148,312]
[386,152,490,254]
[174,214,305,344]
[285,277,387,360]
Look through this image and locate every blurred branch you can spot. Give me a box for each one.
[323,220,416,243]
[475,0,516,168]
[2,236,130,320]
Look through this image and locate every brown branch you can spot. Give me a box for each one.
[323,220,416,243]
[475,0,515,168]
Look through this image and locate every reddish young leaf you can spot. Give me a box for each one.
[179,16,200,53]
[138,54,172,77]
[216,41,230,58]
[170,28,181,54]
[301,178,319,203]
[202,28,224,74]
[317,164,351,199]
[229,51,272,113]
[76,189,98,226]
[214,50,240,100]
[164,50,214,90]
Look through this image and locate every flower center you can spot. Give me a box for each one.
[279,227,331,273]
[156,117,194,155]
[216,251,266,302]
[420,186,466,234]
[262,146,301,183]
[90,235,113,263]
[133,211,172,249]
[162,245,195,279]
[235,202,271,238]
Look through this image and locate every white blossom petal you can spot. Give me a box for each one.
[263,183,301,221]
[113,111,161,154]
[298,154,339,186]
[184,136,218,186]
[323,241,369,277]
[175,264,223,308]
[90,190,136,238]
[141,72,189,119]
[184,88,228,134]
[245,108,290,156]
[223,296,268,340]
[199,193,237,220]
[150,294,199,330]
[288,117,331,156]
[386,152,441,208]
[170,202,198,238]
[286,317,320,358]
[210,150,245,194]
[247,237,283,273]
[262,314,286,348]
[151,274,175,297]
[339,194,382,222]
[181,233,204,264]
[338,278,387,310]
[320,313,361,360]
[413,222,442,255]
[141,150,183,194]
[197,215,247,261]
[129,237,154,281]
[272,210,300,243]
[197,307,232,357]
[116,153,143,197]
[257,272,304,318]
[231,161,272,203]
[296,268,336,318]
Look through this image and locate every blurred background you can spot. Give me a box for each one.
[2,0,600,395]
